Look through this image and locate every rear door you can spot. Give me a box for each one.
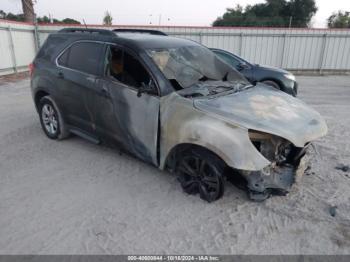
[92,44,160,165]
[56,41,105,133]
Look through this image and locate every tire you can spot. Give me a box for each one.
[176,148,225,202]
[38,96,69,140]
[262,80,280,90]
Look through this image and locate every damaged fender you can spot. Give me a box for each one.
[159,92,270,171]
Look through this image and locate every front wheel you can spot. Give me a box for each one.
[176,148,225,202]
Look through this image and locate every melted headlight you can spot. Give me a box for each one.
[248,130,294,165]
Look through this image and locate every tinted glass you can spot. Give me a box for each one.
[60,42,103,75]
[37,35,69,61]
[57,48,69,66]
[215,51,241,69]
[108,46,151,88]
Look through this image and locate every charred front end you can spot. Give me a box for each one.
[240,130,310,201]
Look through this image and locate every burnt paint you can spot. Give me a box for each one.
[159,84,327,172]
[93,78,160,165]
[194,84,328,147]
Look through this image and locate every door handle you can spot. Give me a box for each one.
[57,71,64,79]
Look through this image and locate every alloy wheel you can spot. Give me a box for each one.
[41,104,58,136]
[177,155,223,202]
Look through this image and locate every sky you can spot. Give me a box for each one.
[2,0,350,28]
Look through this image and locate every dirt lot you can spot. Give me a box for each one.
[0,76,349,255]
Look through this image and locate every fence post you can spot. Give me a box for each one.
[319,34,327,74]
[280,33,287,68]
[239,33,243,56]
[199,31,203,44]
[33,20,40,51]
[7,26,17,74]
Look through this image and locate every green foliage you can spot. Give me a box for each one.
[0,10,25,22]
[103,11,113,26]
[61,18,81,24]
[0,9,80,24]
[0,10,6,19]
[328,11,350,28]
[36,15,50,23]
[213,0,317,27]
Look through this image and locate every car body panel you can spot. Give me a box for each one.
[194,84,327,147]
[93,78,160,165]
[160,92,271,171]
[159,83,327,171]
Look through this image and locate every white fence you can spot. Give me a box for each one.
[1,19,350,76]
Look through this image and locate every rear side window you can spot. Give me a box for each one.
[57,48,69,66]
[36,35,70,61]
[58,42,104,75]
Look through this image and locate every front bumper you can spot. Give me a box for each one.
[239,147,309,201]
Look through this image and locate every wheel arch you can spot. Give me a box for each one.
[34,89,50,112]
[159,120,270,172]
[260,78,284,91]
[163,143,227,172]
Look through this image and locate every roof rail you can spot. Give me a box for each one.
[113,29,168,36]
[58,28,115,36]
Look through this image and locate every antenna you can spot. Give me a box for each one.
[82,19,88,29]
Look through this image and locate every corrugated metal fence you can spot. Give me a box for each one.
[1,19,350,76]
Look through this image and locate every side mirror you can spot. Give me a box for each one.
[137,81,155,97]
[237,62,249,71]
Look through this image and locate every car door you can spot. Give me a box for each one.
[92,44,160,165]
[56,41,105,133]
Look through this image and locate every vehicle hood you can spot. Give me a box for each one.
[194,84,327,147]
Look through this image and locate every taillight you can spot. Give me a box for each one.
[29,63,34,77]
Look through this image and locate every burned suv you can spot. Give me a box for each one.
[30,28,327,202]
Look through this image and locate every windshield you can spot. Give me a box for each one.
[147,45,249,89]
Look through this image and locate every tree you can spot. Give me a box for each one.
[284,0,317,27]
[0,9,81,24]
[3,12,25,22]
[21,0,35,23]
[103,11,113,26]
[61,18,81,24]
[328,11,350,28]
[36,15,50,23]
[213,0,317,27]
[0,10,6,19]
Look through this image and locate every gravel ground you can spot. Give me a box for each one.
[0,76,349,255]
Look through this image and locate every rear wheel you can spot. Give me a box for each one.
[39,96,69,140]
[176,148,225,202]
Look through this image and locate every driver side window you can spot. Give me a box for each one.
[106,46,152,89]
[216,51,241,69]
